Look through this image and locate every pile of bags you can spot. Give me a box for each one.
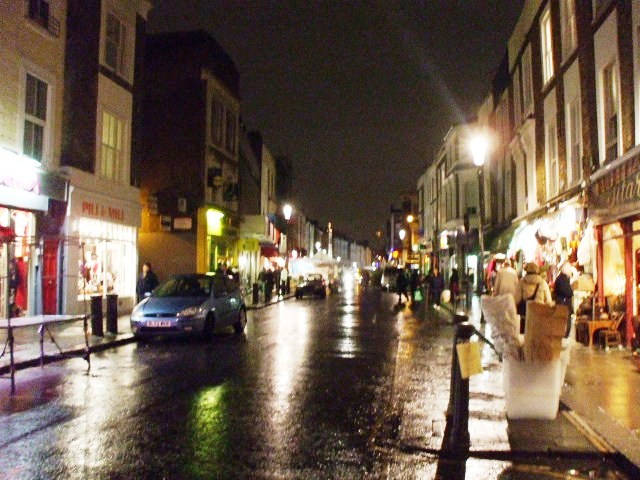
[481,295,570,419]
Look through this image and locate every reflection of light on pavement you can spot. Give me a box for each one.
[189,384,228,468]
[59,347,145,471]
[336,313,359,358]
[605,374,631,425]
[271,305,309,420]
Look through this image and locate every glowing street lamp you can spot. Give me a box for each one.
[398,229,406,241]
[469,133,488,294]
[283,203,293,221]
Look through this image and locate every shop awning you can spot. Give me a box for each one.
[485,221,521,254]
[260,244,279,258]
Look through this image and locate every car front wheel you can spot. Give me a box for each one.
[202,314,215,341]
[233,308,247,334]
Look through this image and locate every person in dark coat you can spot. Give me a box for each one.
[430,266,445,307]
[136,261,159,302]
[449,268,460,307]
[554,263,574,337]
[396,269,410,305]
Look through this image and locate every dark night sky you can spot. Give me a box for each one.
[147,1,525,243]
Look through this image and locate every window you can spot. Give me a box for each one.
[540,7,554,84]
[546,120,559,197]
[210,99,223,145]
[104,12,128,78]
[23,73,48,162]
[513,66,522,127]
[566,97,582,185]
[28,0,49,27]
[522,45,533,115]
[561,0,577,60]
[209,96,237,155]
[603,62,619,161]
[225,110,236,153]
[101,111,124,182]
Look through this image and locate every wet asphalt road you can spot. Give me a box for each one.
[0,284,630,479]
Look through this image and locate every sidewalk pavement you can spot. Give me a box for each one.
[447,294,640,472]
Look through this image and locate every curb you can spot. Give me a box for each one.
[0,334,138,376]
[246,294,294,310]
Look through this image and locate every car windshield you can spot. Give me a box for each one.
[307,274,323,282]
[153,276,212,297]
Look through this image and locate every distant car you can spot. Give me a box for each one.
[130,273,246,339]
[295,273,327,299]
[381,267,401,291]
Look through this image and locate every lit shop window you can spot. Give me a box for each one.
[603,222,624,297]
[76,218,135,299]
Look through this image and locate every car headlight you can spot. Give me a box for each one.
[177,306,204,317]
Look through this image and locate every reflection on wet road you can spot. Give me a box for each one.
[0,284,630,479]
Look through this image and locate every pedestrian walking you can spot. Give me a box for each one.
[396,269,410,305]
[136,261,159,303]
[449,268,460,308]
[514,262,552,333]
[429,266,445,307]
[553,262,574,337]
[492,259,519,302]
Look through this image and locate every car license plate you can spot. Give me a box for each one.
[147,320,172,327]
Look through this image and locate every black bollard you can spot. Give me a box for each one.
[252,283,259,304]
[447,321,475,452]
[106,294,118,334]
[90,295,103,337]
[447,313,469,417]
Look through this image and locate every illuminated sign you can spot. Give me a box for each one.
[238,238,259,252]
[81,201,124,222]
[439,232,449,250]
[206,208,224,236]
[0,148,40,194]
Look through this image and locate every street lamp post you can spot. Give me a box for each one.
[470,135,487,295]
[283,203,293,294]
[398,228,406,266]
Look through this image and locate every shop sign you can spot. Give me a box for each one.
[173,217,192,231]
[238,238,259,252]
[589,152,640,214]
[0,169,39,194]
[81,201,125,222]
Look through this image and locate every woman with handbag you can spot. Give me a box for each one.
[514,262,553,333]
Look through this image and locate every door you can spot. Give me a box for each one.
[42,238,60,314]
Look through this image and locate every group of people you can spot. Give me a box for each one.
[394,266,449,307]
[490,257,578,335]
[395,267,425,305]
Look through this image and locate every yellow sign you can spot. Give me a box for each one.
[238,238,259,252]
[456,341,483,379]
[206,208,224,236]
